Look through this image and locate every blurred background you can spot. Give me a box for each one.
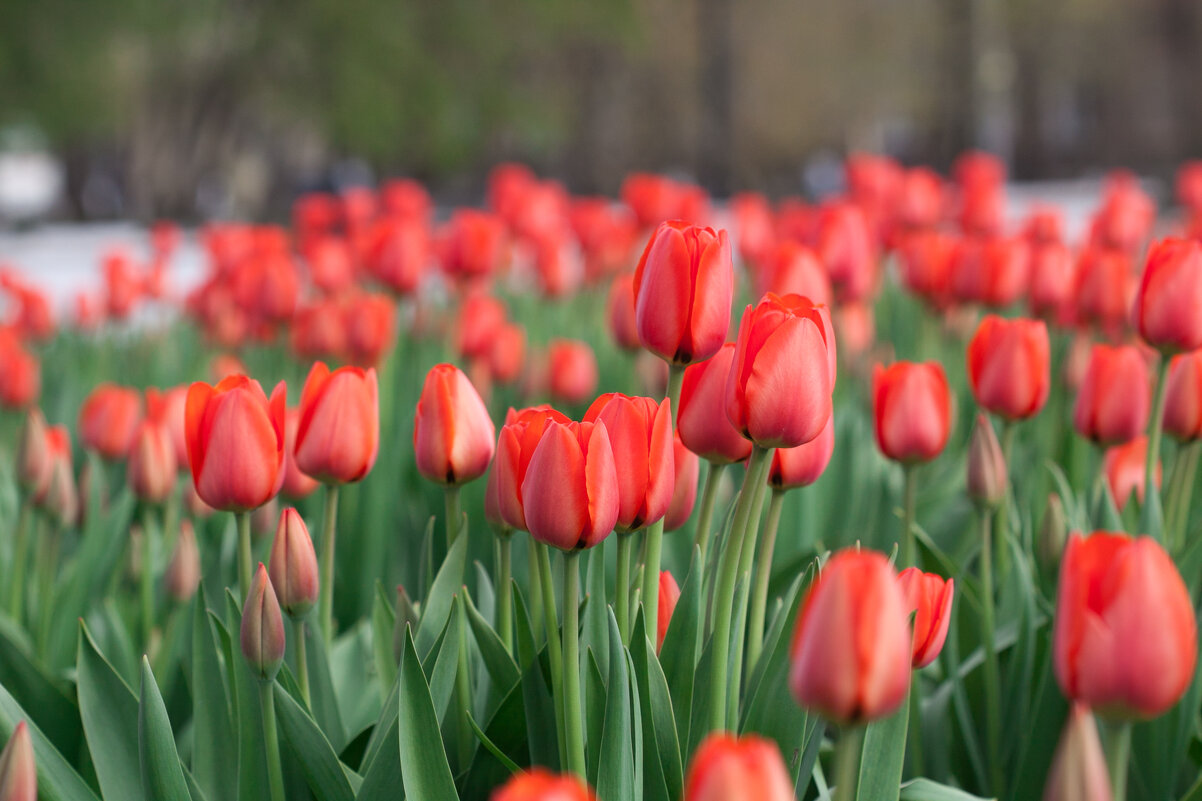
[2,0,1201,221]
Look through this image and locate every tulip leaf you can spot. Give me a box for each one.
[685,638,716,759]
[416,532,467,660]
[190,587,236,801]
[138,657,192,801]
[354,695,402,801]
[585,649,606,786]
[0,615,81,760]
[372,581,398,698]
[224,590,273,801]
[427,598,465,726]
[855,688,909,801]
[76,622,147,801]
[581,546,610,678]
[397,627,460,801]
[0,679,101,801]
[899,778,992,800]
[329,621,375,746]
[463,590,521,699]
[273,682,357,801]
[596,609,636,801]
[1139,472,1165,540]
[460,681,531,799]
[630,614,682,801]
[657,547,703,755]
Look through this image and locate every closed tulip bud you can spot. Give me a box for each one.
[872,361,952,464]
[897,567,954,668]
[1043,703,1112,801]
[241,563,286,681]
[1054,532,1197,718]
[817,200,878,303]
[1037,494,1068,577]
[492,407,572,532]
[789,548,911,724]
[664,436,700,532]
[280,408,320,500]
[633,220,734,366]
[898,229,956,310]
[678,343,752,464]
[1163,350,1202,442]
[414,364,496,486]
[583,394,674,533]
[607,273,641,351]
[761,242,832,306]
[967,414,1007,508]
[36,427,76,527]
[78,383,142,460]
[1072,345,1150,446]
[488,323,526,385]
[521,418,619,551]
[295,362,379,485]
[1102,437,1160,512]
[165,519,201,603]
[15,409,50,495]
[726,293,837,449]
[0,721,36,801]
[126,418,176,503]
[967,315,1051,420]
[491,769,596,801]
[656,570,681,653]
[683,733,794,801]
[268,508,319,619]
[547,339,599,406]
[344,293,397,368]
[1134,238,1202,354]
[769,413,835,490]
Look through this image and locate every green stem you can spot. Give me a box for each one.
[535,542,567,768]
[236,511,252,600]
[707,445,772,732]
[496,535,513,654]
[1147,359,1170,543]
[908,678,925,779]
[7,499,31,621]
[642,518,665,647]
[528,541,544,646]
[615,532,634,643]
[454,599,474,767]
[36,522,60,657]
[1179,443,1201,549]
[995,420,1017,577]
[902,465,917,568]
[693,462,726,566]
[1107,721,1132,801]
[141,506,157,648]
[293,618,310,708]
[666,364,685,427]
[318,484,340,645]
[561,550,586,779]
[258,682,286,801]
[832,726,864,801]
[979,509,1003,798]
[746,488,785,671]
[444,484,462,549]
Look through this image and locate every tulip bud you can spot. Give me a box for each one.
[165,520,201,603]
[78,383,141,460]
[241,563,286,681]
[0,721,36,801]
[126,419,177,503]
[491,768,596,801]
[872,361,952,464]
[1042,704,1112,801]
[967,414,1007,508]
[547,339,599,406]
[15,409,50,495]
[294,362,380,485]
[683,733,794,801]
[1037,494,1068,578]
[897,567,954,668]
[393,585,419,665]
[1133,238,1202,354]
[268,508,319,619]
[966,315,1051,421]
[40,453,78,530]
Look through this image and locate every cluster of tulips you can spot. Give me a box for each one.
[1,150,1202,801]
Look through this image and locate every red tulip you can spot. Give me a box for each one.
[303,236,355,295]
[126,415,177,503]
[1164,349,1202,441]
[1178,161,1202,213]
[443,209,507,281]
[295,362,379,485]
[949,235,1029,308]
[343,292,396,367]
[872,361,951,463]
[547,339,598,406]
[457,293,509,361]
[678,343,752,464]
[790,548,911,724]
[633,220,733,366]
[897,567,954,668]
[664,435,700,532]
[583,394,673,533]
[380,178,432,222]
[1043,703,1112,801]
[768,413,834,490]
[1053,532,1196,718]
[492,406,572,532]
[816,200,878,303]
[0,721,36,801]
[1023,207,1065,246]
[657,570,681,653]
[1027,241,1075,323]
[1089,175,1154,255]
[34,425,76,526]
[488,323,526,385]
[1072,345,1150,445]
[570,198,638,282]
[895,167,945,231]
[759,241,831,306]
[520,418,619,550]
[414,364,495,486]
[726,293,836,449]
[281,408,320,500]
[147,387,189,470]
[185,375,286,512]
[607,273,641,351]
[268,507,320,619]
[491,769,596,801]
[966,315,1051,420]
[683,733,794,801]
[835,302,875,360]
[1073,246,1135,335]
[897,230,956,310]
[79,384,142,460]
[366,217,429,296]
[730,192,777,268]
[241,563,286,681]
[621,173,683,230]
[290,299,347,363]
[0,335,39,410]
[1133,238,1202,354]
[1102,437,1160,512]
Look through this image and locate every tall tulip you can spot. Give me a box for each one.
[897,568,954,668]
[873,361,951,464]
[269,507,319,703]
[683,733,794,801]
[127,415,176,504]
[295,362,379,485]
[967,315,1051,420]
[1163,350,1202,441]
[1133,238,1202,354]
[413,364,496,490]
[546,340,598,406]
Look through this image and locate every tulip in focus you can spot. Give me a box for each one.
[295,362,379,485]
[683,733,794,801]
[414,364,496,486]
[897,567,954,668]
[1102,437,1160,512]
[1072,345,1150,446]
[967,315,1051,420]
[678,343,752,464]
[492,407,572,532]
[872,361,952,464]
[268,508,320,619]
[241,563,287,681]
[582,394,674,533]
[1043,703,1112,801]
[78,383,141,460]
[520,418,619,551]
[1133,238,1202,354]
[0,721,35,801]
[491,769,596,801]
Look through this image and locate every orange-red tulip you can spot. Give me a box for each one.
[367,217,429,296]
[268,507,319,619]
[1072,345,1150,445]
[759,241,831,306]
[1133,238,1202,354]
[290,299,347,363]
[185,375,286,512]
[1054,532,1197,718]
[949,235,1029,308]
[147,387,189,471]
[491,769,595,801]
[678,343,752,464]
[897,229,956,310]
[1027,241,1075,323]
[726,293,836,449]
[492,406,572,532]
[897,567,954,668]
[1102,437,1160,512]
[967,315,1051,420]
[343,292,396,367]
[547,339,598,406]
[443,209,507,281]
[295,362,379,485]
[872,361,951,464]
[664,435,700,532]
[414,364,495,486]
[488,323,526,385]
[1073,246,1134,336]
[0,721,36,801]
[520,418,619,550]
[457,293,508,361]
[1164,349,1202,442]
[768,413,834,490]
[1043,703,1112,801]
[683,733,794,801]
[817,200,878,303]
[583,393,674,532]
[79,383,141,460]
[0,335,39,410]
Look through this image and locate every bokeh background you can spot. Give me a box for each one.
[4,0,1202,221]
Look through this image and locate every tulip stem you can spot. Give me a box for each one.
[1107,721,1132,801]
[528,543,544,646]
[832,725,864,801]
[979,508,1003,798]
[746,488,785,671]
[236,511,253,601]
[535,542,567,768]
[902,465,918,568]
[454,598,474,767]
[293,618,311,708]
[496,535,513,653]
[667,364,685,427]
[908,677,925,779]
[7,499,31,621]
[616,532,634,643]
[141,506,157,648]
[642,518,666,647]
[1147,358,1170,542]
[445,485,462,549]
[258,682,286,801]
[36,521,61,658]
[561,550,586,779]
[995,420,1016,578]
[693,461,726,567]
[319,484,340,645]
[707,444,772,732]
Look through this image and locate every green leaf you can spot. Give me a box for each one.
[0,616,80,760]
[372,582,398,698]
[658,547,703,755]
[463,591,521,697]
[416,532,467,660]
[460,681,531,800]
[856,690,909,801]
[0,680,100,801]
[630,615,682,801]
[224,590,272,801]
[274,683,357,801]
[596,609,635,801]
[77,622,146,801]
[585,649,606,787]
[398,628,460,801]
[190,587,236,801]
[466,712,520,775]
[311,619,351,753]
[581,546,610,678]
[138,657,192,801]
[900,778,994,800]
[427,598,465,726]
[354,699,401,801]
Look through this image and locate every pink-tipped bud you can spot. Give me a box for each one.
[15,410,50,495]
[268,508,319,619]
[241,563,286,681]
[1043,703,1112,801]
[126,419,176,503]
[0,721,36,801]
[165,520,201,603]
[967,414,1007,508]
[1037,493,1068,578]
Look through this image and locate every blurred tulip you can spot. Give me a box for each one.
[678,343,752,464]
[290,299,348,363]
[252,497,279,539]
[1037,494,1069,578]
[1043,703,1112,801]
[185,375,286,512]
[0,336,38,410]
[1073,345,1150,445]
[1102,437,1160,511]
[1164,349,1202,441]
[897,567,954,668]
[165,519,201,603]
[147,387,189,471]
[15,409,50,495]
[895,167,945,232]
[726,293,836,449]
[210,353,248,382]
[633,220,733,366]
[344,292,396,367]
[583,394,674,533]
[967,315,1051,420]
[413,364,496,486]
[950,235,1029,308]
[1178,161,1202,212]
[0,721,35,801]
[520,418,619,550]
[657,570,681,653]
[1054,532,1196,718]
[571,198,638,282]
[488,323,527,385]
[491,769,596,801]
[816,200,878,303]
[1074,246,1134,336]
[621,173,681,229]
[1027,242,1075,323]
[443,209,507,281]
[872,361,951,464]
[897,230,956,309]
[768,413,834,490]
[547,339,599,406]
[295,362,379,485]
[78,383,141,460]
[683,733,794,801]
[241,563,286,681]
[1133,238,1202,354]
[1089,175,1154,255]
[35,426,76,527]
[607,273,641,351]
[760,241,831,306]
[730,192,777,268]
[789,548,911,723]
[457,293,508,361]
[492,407,572,532]
[126,415,177,504]
[280,408,319,500]
[834,302,876,360]
[967,414,1007,508]
[664,435,700,531]
[367,217,429,295]
[268,508,320,619]
[380,178,431,222]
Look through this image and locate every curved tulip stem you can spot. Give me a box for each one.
[561,550,586,779]
[1107,721,1132,801]
[902,465,917,568]
[979,508,1003,798]
[496,535,513,654]
[7,498,31,621]
[258,682,286,801]
[832,725,864,801]
[642,518,665,646]
[236,511,253,600]
[1147,358,1170,541]
[318,484,340,646]
[746,488,786,671]
[293,618,311,708]
[693,462,726,566]
[615,532,634,643]
[141,506,157,648]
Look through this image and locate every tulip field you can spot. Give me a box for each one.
[2,155,1202,801]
